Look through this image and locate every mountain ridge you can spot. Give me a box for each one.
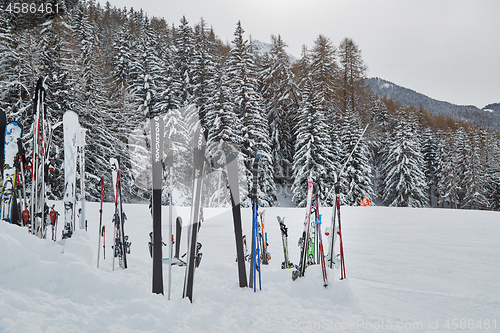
[366,77,500,131]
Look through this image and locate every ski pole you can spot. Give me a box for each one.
[102,225,106,259]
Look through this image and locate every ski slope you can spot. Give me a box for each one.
[1,204,499,332]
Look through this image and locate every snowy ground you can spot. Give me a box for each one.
[1,203,499,332]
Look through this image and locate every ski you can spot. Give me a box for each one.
[97,176,104,268]
[259,211,270,265]
[175,216,182,259]
[31,77,46,238]
[277,216,292,269]
[313,188,328,287]
[182,125,208,302]
[150,111,164,295]
[16,138,29,227]
[110,157,130,270]
[62,111,79,239]
[250,154,262,292]
[292,176,314,281]
[308,206,316,266]
[226,152,248,288]
[326,179,340,270]
[1,122,22,224]
[0,110,6,185]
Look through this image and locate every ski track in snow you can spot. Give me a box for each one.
[0,204,499,332]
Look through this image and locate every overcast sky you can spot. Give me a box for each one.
[108,0,499,108]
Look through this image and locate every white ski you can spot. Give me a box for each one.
[62,111,79,239]
[1,122,22,223]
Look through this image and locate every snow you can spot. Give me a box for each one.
[1,204,499,332]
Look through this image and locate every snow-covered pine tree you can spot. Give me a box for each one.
[309,34,341,196]
[155,23,177,114]
[227,22,276,206]
[295,45,310,91]
[482,129,500,210]
[291,78,335,206]
[381,109,427,207]
[172,16,197,108]
[192,19,217,124]
[260,34,299,185]
[421,126,439,206]
[0,10,22,118]
[205,66,241,166]
[368,96,390,200]
[437,128,461,209]
[204,66,240,207]
[431,129,447,207]
[339,109,374,205]
[309,34,338,121]
[110,22,133,110]
[132,17,163,112]
[453,127,469,208]
[462,128,488,210]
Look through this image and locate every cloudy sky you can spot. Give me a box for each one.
[109,0,499,108]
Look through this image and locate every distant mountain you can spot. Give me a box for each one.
[366,77,500,132]
[483,103,500,113]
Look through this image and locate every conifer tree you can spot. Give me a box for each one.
[309,34,341,192]
[260,34,298,184]
[339,109,373,205]
[437,129,461,208]
[337,38,367,114]
[309,35,338,122]
[292,79,336,206]
[172,16,196,108]
[381,109,427,207]
[227,21,276,206]
[462,128,488,209]
[192,19,217,123]
[422,127,439,206]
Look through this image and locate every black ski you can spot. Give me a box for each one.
[182,126,208,302]
[277,216,293,269]
[292,176,314,281]
[150,112,164,295]
[226,152,248,288]
[110,157,130,270]
[16,138,29,227]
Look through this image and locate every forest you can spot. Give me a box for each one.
[1,0,500,210]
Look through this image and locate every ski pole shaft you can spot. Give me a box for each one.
[97,176,104,268]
